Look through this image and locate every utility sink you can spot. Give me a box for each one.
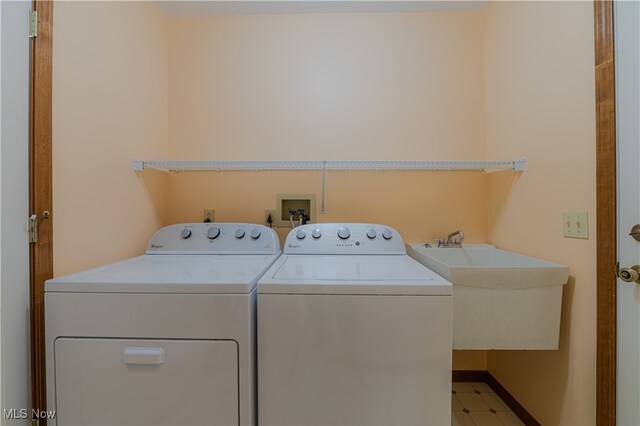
[406,243,569,350]
[406,243,568,289]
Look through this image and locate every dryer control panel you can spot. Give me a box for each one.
[146,223,280,255]
[283,223,406,255]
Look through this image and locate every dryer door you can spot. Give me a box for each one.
[54,338,238,426]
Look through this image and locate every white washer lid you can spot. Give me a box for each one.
[46,254,281,294]
[258,255,451,295]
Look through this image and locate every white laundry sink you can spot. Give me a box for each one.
[406,243,569,350]
[406,243,568,289]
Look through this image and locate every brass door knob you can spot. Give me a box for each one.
[616,263,640,283]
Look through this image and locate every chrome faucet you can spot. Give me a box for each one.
[437,230,465,248]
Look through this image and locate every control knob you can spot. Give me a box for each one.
[206,227,221,240]
[382,229,393,240]
[180,228,192,239]
[337,226,351,240]
[296,229,306,240]
[366,228,377,239]
[235,229,246,239]
[312,228,322,239]
[250,229,261,240]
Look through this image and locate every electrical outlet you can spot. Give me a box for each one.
[563,212,589,239]
[203,209,215,223]
[265,210,276,227]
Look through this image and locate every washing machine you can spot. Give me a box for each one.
[257,223,453,426]
[45,223,280,426]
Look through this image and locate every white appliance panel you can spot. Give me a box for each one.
[282,223,406,255]
[257,223,452,425]
[45,223,277,426]
[45,254,280,293]
[147,223,279,255]
[259,254,451,295]
[55,338,238,426]
[274,254,434,281]
[46,292,255,426]
[258,293,452,425]
[45,293,253,340]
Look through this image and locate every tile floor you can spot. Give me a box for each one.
[451,382,525,426]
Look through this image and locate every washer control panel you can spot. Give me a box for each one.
[146,223,280,255]
[283,223,405,255]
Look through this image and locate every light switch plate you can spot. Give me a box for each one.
[563,212,589,239]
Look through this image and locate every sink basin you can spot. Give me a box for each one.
[406,243,569,289]
[406,243,569,350]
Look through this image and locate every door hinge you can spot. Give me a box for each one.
[29,10,38,38]
[29,214,38,243]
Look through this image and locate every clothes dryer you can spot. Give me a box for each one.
[257,223,452,426]
[46,223,280,426]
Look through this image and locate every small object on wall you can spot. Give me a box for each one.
[562,212,589,239]
[265,210,276,228]
[204,209,215,223]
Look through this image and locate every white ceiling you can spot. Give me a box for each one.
[156,1,491,16]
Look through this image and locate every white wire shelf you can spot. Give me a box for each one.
[132,158,526,172]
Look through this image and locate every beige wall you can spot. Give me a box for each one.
[485,2,596,424]
[53,1,169,275]
[167,12,486,161]
[168,171,488,247]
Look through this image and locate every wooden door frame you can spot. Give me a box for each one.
[594,0,617,425]
[27,0,618,424]
[30,0,53,419]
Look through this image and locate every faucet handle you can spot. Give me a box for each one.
[446,230,465,244]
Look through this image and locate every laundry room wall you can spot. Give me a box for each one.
[167,12,487,161]
[165,11,491,262]
[165,11,491,371]
[484,1,596,424]
[53,1,170,276]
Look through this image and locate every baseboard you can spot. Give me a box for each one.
[452,370,541,426]
[452,370,488,383]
